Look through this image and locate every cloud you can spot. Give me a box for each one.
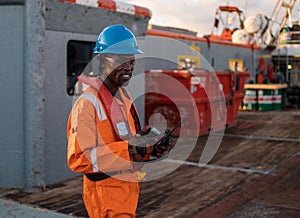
[122,0,299,36]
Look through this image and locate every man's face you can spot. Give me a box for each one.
[102,54,136,87]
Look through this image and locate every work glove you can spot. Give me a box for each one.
[128,126,162,157]
[128,126,175,159]
[130,153,144,173]
[150,130,174,158]
[128,126,160,172]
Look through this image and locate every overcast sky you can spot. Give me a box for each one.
[122,0,300,36]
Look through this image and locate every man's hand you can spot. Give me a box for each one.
[128,126,161,172]
[130,153,144,173]
[128,126,162,157]
[150,130,175,158]
[128,126,175,159]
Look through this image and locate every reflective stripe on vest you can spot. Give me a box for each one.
[91,147,98,173]
[77,75,140,140]
[81,89,131,140]
[81,92,107,121]
[81,93,105,173]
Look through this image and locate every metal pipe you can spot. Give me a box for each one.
[23,0,46,191]
[284,46,289,84]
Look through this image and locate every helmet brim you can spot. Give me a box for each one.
[94,33,143,54]
[95,47,143,54]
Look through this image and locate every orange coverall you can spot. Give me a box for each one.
[67,85,140,218]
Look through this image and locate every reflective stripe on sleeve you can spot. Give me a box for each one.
[81,92,107,121]
[91,146,98,172]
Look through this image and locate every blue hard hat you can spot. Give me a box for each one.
[94,24,143,54]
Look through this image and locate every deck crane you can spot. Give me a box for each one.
[243,0,297,47]
[211,0,297,47]
[267,0,297,46]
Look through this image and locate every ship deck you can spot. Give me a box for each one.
[1,109,300,218]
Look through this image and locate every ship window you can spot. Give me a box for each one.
[67,40,95,96]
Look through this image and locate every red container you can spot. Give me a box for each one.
[225,93,244,127]
[144,99,201,136]
[216,71,250,127]
[144,69,249,136]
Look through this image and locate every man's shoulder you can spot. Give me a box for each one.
[83,86,98,96]
[72,87,101,109]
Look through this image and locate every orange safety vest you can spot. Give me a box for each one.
[67,75,141,217]
[67,75,141,174]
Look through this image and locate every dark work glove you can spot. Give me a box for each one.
[128,126,162,157]
[150,130,175,158]
[130,153,144,173]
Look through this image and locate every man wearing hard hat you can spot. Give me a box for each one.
[67,24,173,217]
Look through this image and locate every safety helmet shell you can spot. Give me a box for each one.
[94,24,143,54]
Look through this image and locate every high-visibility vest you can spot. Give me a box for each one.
[67,75,140,174]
